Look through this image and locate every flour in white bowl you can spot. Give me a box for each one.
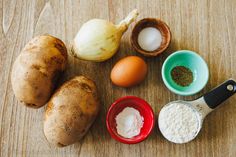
[158,102,200,143]
[115,107,144,138]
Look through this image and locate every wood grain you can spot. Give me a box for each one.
[1,0,236,156]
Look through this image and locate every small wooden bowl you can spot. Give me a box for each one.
[131,18,171,57]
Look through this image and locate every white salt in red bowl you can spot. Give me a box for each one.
[106,96,155,144]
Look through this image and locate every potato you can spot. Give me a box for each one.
[43,76,100,147]
[11,35,67,108]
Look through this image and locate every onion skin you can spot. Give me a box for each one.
[71,9,138,62]
[72,19,122,62]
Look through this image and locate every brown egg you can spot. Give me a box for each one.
[110,56,147,87]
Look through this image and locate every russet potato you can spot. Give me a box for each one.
[11,35,67,108]
[44,76,100,147]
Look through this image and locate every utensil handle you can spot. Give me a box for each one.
[203,79,236,109]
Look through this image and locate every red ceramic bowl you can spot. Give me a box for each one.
[106,96,155,144]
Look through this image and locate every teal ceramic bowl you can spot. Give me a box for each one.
[162,50,209,96]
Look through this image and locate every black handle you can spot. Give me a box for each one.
[203,79,236,109]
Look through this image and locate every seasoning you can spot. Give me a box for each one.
[158,102,200,143]
[137,27,162,51]
[115,107,144,138]
[171,66,193,86]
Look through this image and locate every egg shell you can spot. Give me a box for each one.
[110,56,147,87]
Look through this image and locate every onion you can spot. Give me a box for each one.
[71,9,138,62]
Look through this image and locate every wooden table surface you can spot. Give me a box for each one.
[1,0,236,156]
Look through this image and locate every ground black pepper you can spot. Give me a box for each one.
[171,66,193,87]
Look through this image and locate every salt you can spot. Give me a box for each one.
[138,27,162,51]
[115,107,144,138]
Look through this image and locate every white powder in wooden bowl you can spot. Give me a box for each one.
[158,102,200,144]
[138,27,162,51]
[115,107,144,138]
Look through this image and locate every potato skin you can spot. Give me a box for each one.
[44,76,100,147]
[11,35,67,108]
